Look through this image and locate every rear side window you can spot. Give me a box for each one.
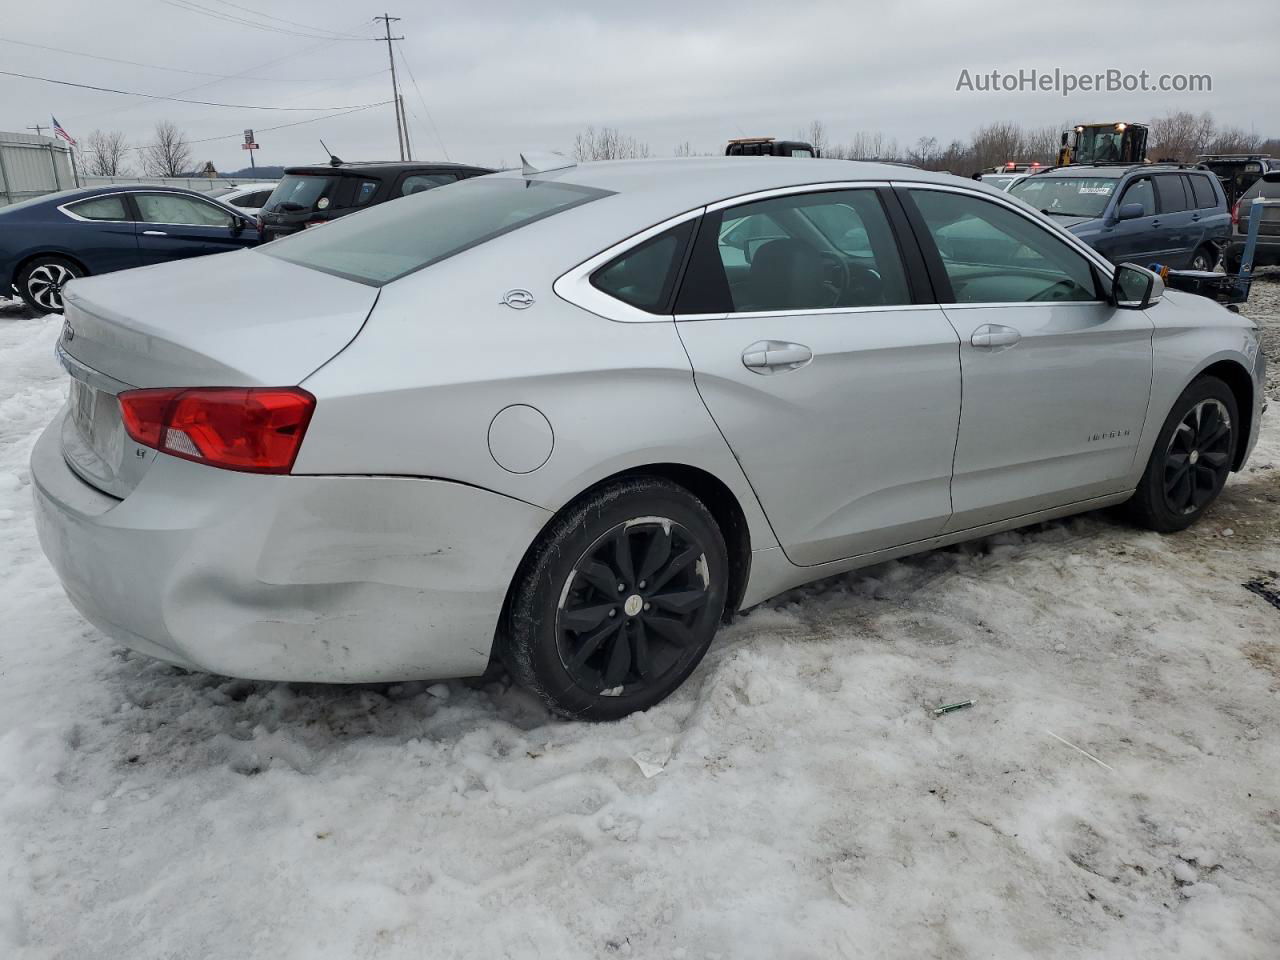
[591,221,694,313]
[261,178,611,285]
[65,195,128,221]
[1155,175,1190,213]
[401,173,458,196]
[675,189,911,314]
[1188,175,1218,209]
[353,180,379,205]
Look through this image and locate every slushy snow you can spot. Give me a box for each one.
[2,287,1279,959]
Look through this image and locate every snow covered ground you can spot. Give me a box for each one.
[1,284,1278,960]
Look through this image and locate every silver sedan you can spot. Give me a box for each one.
[32,157,1266,720]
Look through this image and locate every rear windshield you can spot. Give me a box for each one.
[1009,176,1118,218]
[262,174,340,213]
[260,178,611,285]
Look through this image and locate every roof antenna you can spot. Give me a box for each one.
[320,139,343,167]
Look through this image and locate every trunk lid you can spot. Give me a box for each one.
[57,249,376,498]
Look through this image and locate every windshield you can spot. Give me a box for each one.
[1075,129,1124,164]
[262,174,340,213]
[261,177,611,285]
[1009,176,1117,218]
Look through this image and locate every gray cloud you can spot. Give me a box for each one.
[3,0,1276,171]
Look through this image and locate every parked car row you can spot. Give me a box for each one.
[1,160,493,312]
[25,155,1266,719]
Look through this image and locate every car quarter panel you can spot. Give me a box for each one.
[291,224,779,553]
[32,408,548,681]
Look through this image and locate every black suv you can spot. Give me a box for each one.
[257,160,493,241]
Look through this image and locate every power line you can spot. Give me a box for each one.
[0,37,377,83]
[116,100,394,155]
[394,39,449,160]
[207,0,366,39]
[0,69,394,111]
[158,0,374,41]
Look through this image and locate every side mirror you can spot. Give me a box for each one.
[230,217,245,237]
[1263,170,1280,183]
[1113,263,1163,309]
[1116,202,1146,222]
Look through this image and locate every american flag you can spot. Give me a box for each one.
[51,116,76,148]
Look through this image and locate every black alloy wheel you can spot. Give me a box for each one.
[1162,398,1233,515]
[503,478,728,720]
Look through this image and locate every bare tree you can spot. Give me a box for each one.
[84,130,131,177]
[572,126,651,162]
[1148,111,1216,161]
[1205,126,1264,155]
[142,121,193,177]
[805,120,829,157]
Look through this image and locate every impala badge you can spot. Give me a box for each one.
[501,289,535,310]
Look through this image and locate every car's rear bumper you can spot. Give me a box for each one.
[32,407,550,682]
[1226,235,1280,267]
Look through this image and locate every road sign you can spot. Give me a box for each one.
[243,129,255,145]
[241,143,260,150]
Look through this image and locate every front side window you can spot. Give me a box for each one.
[261,178,610,286]
[676,189,911,314]
[1009,176,1118,218]
[66,195,128,221]
[590,222,694,313]
[135,194,233,227]
[910,189,1098,304]
[1119,177,1155,217]
[401,173,459,196]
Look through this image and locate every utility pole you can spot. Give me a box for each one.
[399,94,413,161]
[374,14,406,161]
[26,124,47,137]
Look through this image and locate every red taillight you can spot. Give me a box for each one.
[1231,202,1239,227]
[118,387,315,474]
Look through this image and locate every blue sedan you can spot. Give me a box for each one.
[1,185,258,313]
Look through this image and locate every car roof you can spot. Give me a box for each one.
[489,156,963,211]
[282,161,492,177]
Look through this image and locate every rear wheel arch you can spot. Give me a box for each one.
[503,463,752,632]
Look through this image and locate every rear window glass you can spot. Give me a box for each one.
[1009,176,1118,218]
[66,195,129,221]
[1188,175,1218,209]
[591,221,694,313]
[262,175,339,213]
[260,178,611,285]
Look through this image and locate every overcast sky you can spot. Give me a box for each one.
[3,0,1277,172]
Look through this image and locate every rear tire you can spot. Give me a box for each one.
[502,478,728,721]
[1127,376,1237,533]
[1224,253,1242,275]
[17,255,83,314]
[1188,245,1215,272]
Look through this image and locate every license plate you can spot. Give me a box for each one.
[70,378,98,444]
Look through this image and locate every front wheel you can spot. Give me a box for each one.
[1127,376,1237,532]
[502,478,728,721]
[17,256,83,313]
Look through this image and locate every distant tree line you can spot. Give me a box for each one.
[79,112,1280,180]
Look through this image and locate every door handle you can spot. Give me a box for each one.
[970,324,1021,349]
[741,340,814,374]
[1190,213,1201,222]
[142,230,167,236]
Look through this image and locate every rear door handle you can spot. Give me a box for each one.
[741,340,814,374]
[970,324,1021,349]
[142,230,167,236]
